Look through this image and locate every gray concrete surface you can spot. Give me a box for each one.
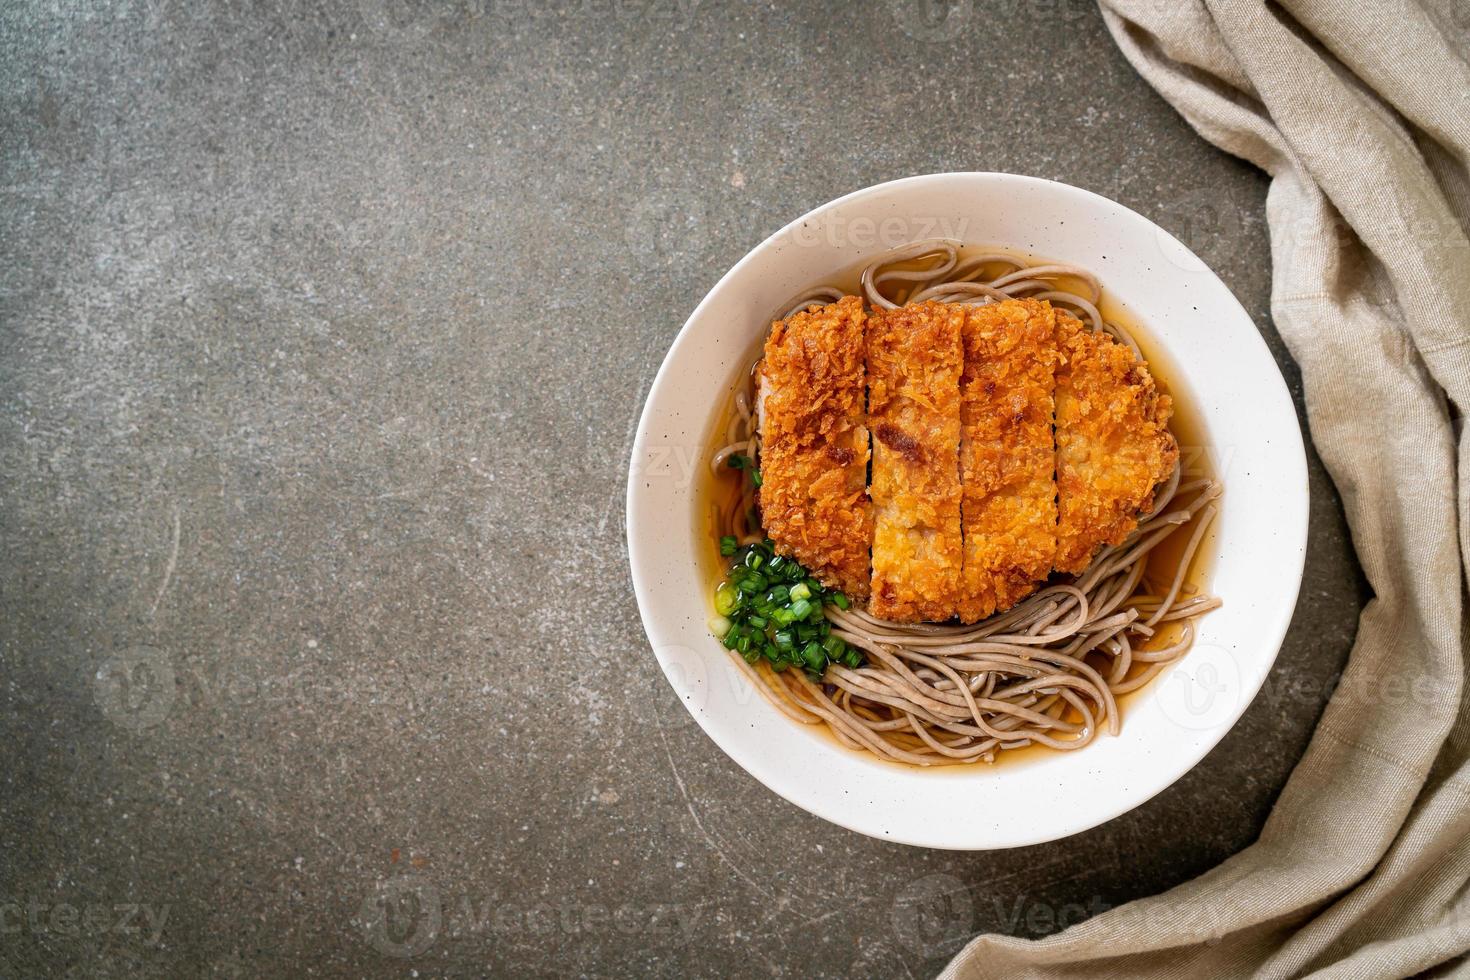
[0,0,1367,976]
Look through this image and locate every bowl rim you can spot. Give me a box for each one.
[626,171,1309,849]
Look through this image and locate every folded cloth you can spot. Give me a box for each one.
[943,1,1470,976]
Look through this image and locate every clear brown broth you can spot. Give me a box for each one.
[693,247,1220,770]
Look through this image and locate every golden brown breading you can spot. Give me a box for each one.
[956,299,1059,623]
[1053,311,1179,574]
[757,295,872,599]
[866,302,965,622]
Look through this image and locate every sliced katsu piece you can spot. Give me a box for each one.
[756,295,872,599]
[866,301,966,622]
[956,299,1060,623]
[1053,310,1179,575]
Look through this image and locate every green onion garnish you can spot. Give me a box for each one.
[726,454,763,490]
[708,538,866,676]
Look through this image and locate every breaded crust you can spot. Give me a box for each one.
[866,302,965,622]
[1053,311,1179,574]
[957,299,1059,622]
[757,296,872,599]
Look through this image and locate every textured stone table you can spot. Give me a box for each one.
[0,1,1365,975]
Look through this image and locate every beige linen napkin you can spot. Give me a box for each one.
[943,1,1470,976]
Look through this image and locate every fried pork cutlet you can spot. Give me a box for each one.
[866,302,965,622]
[1053,310,1179,574]
[956,299,1059,623]
[757,295,872,599]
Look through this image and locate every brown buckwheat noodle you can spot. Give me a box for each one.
[710,241,1221,766]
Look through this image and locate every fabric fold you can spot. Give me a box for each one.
[942,2,1469,977]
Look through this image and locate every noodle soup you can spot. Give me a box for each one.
[699,243,1221,769]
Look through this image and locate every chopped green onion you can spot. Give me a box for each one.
[727,454,763,487]
[737,572,767,593]
[711,538,868,675]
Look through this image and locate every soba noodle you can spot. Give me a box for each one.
[710,241,1220,766]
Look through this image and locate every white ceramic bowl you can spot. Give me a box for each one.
[626,172,1307,850]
